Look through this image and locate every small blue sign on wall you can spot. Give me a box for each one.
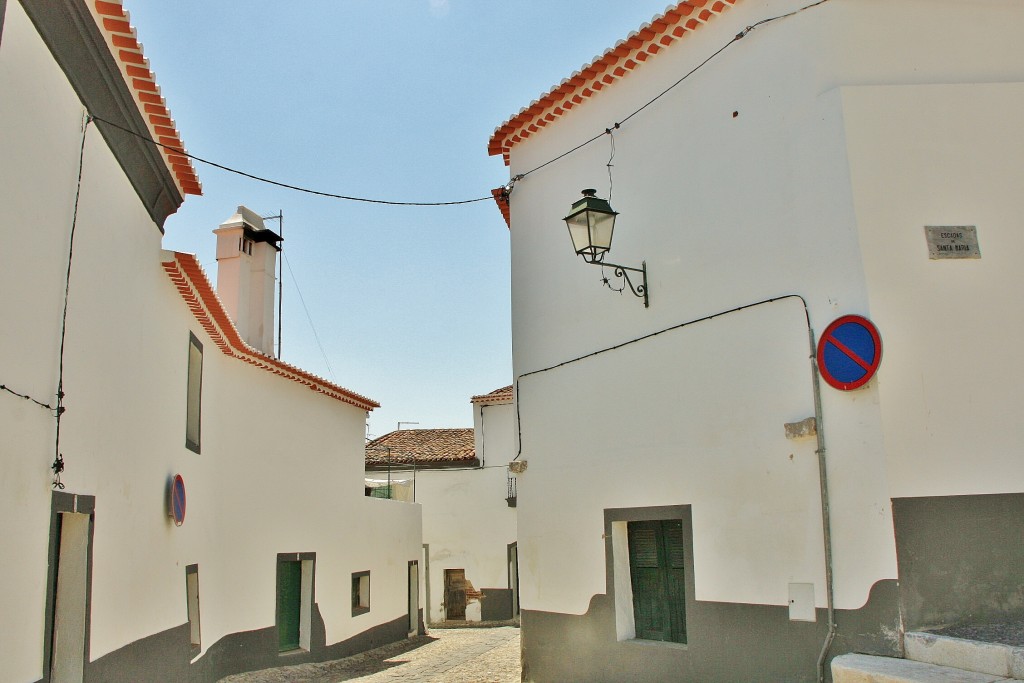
[170,474,186,527]
[816,315,882,391]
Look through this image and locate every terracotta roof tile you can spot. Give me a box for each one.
[89,1,202,196]
[487,0,739,165]
[470,385,513,406]
[163,252,377,411]
[365,429,475,466]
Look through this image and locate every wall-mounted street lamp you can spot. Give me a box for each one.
[563,189,649,307]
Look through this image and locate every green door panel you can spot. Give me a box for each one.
[628,519,687,644]
[277,561,301,651]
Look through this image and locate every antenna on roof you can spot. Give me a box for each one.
[262,211,284,359]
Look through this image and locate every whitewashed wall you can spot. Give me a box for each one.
[503,0,1024,619]
[841,82,1024,499]
[473,400,516,469]
[0,3,420,679]
[408,466,515,622]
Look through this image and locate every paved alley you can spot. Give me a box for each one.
[218,626,521,683]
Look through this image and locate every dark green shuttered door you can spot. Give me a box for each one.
[277,560,302,651]
[627,519,687,643]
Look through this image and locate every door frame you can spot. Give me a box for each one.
[507,542,520,619]
[444,568,467,621]
[43,491,96,683]
[408,560,420,636]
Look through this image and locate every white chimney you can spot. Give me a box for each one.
[214,206,282,356]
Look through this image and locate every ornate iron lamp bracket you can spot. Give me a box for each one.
[595,259,649,308]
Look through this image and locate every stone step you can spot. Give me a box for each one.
[831,653,1017,683]
[905,631,1024,679]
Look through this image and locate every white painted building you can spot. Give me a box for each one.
[488,1,1024,681]
[366,386,518,625]
[0,1,421,681]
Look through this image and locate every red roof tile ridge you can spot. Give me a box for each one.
[471,385,513,405]
[88,1,202,197]
[487,0,739,165]
[163,252,378,411]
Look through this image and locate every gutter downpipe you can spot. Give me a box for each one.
[807,318,837,683]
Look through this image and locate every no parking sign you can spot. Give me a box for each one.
[169,474,186,527]
[816,315,882,391]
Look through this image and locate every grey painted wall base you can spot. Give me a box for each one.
[481,588,514,622]
[893,492,1024,630]
[520,580,900,683]
[80,606,410,683]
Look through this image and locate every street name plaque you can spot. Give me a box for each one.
[924,226,980,259]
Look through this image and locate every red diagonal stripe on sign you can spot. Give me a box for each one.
[173,485,185,518]
[826,333,872,371]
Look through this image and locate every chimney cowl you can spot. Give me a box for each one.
[218,206,282,248]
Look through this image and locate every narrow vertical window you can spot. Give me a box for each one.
[352,571,370,616]
[185,333,203,453]
[185,565,201,654]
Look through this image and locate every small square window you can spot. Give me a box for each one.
[352,571,370,616]
[185,333,203,454]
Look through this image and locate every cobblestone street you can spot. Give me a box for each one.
[219,627,521,683]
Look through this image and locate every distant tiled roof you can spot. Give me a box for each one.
[487,0,739,165]
[163,252,377,411]
[365,429,475,466]
[89,1,202,196]
[471,385,513,406]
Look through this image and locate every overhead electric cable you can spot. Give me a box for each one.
[1,383,57,411]
[89,114,493,207]
[511,0,833,183]
[87,0,829,208]
[282,251,336,382]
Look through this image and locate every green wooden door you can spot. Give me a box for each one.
[628,520,687,644]
[277,561,301,651]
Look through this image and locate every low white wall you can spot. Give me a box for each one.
[385,465,516,622]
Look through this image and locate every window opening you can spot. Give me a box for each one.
[185,333,203,453]
[185,565,201,653]
[352,571,370,616]
[627,519,687,643]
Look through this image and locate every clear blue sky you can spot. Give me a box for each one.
[128,0,672,439]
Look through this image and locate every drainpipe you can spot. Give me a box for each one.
[806,319,836,683]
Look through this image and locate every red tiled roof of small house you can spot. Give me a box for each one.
[365,428,476,467]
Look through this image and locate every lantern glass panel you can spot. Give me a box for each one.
[566,212,594,256]
[588,210,615,253]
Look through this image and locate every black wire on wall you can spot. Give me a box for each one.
[87,0,832,208]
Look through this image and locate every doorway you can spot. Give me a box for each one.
[408,561,419,636]
[44,492,95,683]
[444,569,467,620]
[508,543,520,619]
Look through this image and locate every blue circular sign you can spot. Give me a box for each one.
[171,474,186,527]
[816,315,882,391]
